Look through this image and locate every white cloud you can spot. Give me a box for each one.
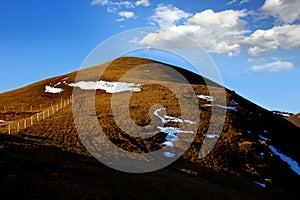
[150,4,192,28]
[226,0,238,5]
[247,61,294,73]
[91,0,150,8]
[142,8,248,56]
[119,11,135,18]
[261,0,300,23]
[244,24,300,57]
[117,11,135,21]
[91,0,134,9]
[135,0,150,7]
[240,0,250,4]
[91,0,110,6]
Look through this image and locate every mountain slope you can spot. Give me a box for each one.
[1,57,299,199]
[287,113,300,128]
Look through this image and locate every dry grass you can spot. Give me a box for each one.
[1,57,300,199]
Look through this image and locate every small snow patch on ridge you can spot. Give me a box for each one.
[45,85,64,94]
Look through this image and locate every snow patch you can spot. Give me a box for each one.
[45,85,64,94]
[154,108,196,124]
[232,99,239,105]
[163,152,175,158]
[54,82,61,86]
[162,141,174,147]
[254,181,266,188]
[273,111,291,117]
[204,134,221,139]
[154,107,196,158]
[157,126,194,135]
[217,105,238,111]
[269,145,300,175]
[259,135,271,142]
[197,95,214,102]
[69,80,141,93]
[165,134,179,142]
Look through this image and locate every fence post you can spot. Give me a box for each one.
[17,122,20,133]
[48,109,50,117]
[24,119,27,129]
[31,116,33,126]
[43,111,45,119]
[8,124,10,135]
[37,113,39,121]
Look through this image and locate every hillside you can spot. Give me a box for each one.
[1,57,300,199]
[287,113,300,128]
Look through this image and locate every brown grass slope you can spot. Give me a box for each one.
[1,57,300,199]
[287,113,300,128]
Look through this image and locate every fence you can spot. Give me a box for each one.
[0,96,72,135]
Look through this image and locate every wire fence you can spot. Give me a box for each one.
[0,96,72,135]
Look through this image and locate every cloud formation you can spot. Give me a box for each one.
[244,24,300,57]
[91,0,150,8]
[141,7,248,56]
[261,0,300,23]
[150,4,191,28]
[247,61,294,73]
[135,0,150,7]
[118,11,135,21]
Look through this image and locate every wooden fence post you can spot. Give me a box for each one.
[17,122,20,133]
[24,119,27,129]
[8,124,10,135]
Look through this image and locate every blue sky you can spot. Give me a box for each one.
[0,0,299,113]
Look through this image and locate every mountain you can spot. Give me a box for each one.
[1,57,299,199]
[287,113,300,128]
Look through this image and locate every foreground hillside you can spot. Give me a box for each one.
[1,57,299,199]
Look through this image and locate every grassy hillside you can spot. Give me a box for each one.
[1,57,299,199]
